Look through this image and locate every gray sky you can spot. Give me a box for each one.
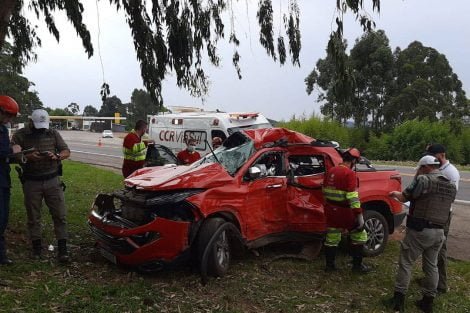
[23,0,470,121]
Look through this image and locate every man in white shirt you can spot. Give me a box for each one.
[426,143,460,293]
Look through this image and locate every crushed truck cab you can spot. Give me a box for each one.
[88,128,405,276]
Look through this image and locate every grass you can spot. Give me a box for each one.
[1,161,469,312]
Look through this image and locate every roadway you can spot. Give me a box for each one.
[60,130,123,171]
[374,164,470,203]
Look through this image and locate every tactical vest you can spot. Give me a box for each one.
[17,129,62,177]
[412,174,457,225]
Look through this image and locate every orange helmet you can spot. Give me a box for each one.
[0,96,19,116]
[343,147,361,159]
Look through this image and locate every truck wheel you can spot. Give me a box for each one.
[197,217,231,277]
[362,210,389,257]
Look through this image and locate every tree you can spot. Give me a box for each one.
[385,41,468,128]
[66,102,80,115]
[305,36,355,124]
[349,30,393,131]
[126,89,157,128]
[46,107,72,116]
[98,95,125,117]
[0,0,379,108]
[307,32,468,132]
[0,41,42,120]
[83,105,98,116]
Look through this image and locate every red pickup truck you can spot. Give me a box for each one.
[88,128,405,277]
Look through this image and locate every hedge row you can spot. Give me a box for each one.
[278,116,470,165]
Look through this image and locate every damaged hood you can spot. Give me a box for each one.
[124,163,233,190]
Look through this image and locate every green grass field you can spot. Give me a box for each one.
[1,161,469,312]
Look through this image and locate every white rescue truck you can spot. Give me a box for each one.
[147,110,272,155]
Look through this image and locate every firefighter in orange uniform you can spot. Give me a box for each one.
[322,148,369,273]
[122,120,152,178]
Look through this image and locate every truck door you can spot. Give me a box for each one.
[285,154,327,233]
[244,152,287,237]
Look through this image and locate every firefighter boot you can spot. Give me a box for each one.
[324,246,337,272]
[416,295,434,313]
[392,291,405,312]
[351,244,371,273]
[57,239,69,263]
[31,239,42,259]
[0,237,13,265]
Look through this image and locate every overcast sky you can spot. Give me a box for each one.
[22,0,470,121]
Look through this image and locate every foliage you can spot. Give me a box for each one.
[126,89,158,128]
[66,102,80,115]
[348,127,369,152]
[305,36,355,124]
[349,30,394,130]
[82,104,98,116]
[278,114,350,146]
[456,127,470,165]
[0,41,42,120]
[386,41,468,127]
[98,95,126,117]
[1,0,380,108]
[367,119,463,163]
[1,163,469,312]
[45,107,73,116]
[363,133,392,160]
[279,115,470,164]
[306,30,469,133]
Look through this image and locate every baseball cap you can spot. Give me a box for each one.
[416,155,440,169]
[426,143,446,154]
[31,109,50,129]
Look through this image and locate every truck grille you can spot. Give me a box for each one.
[88,222,135,254]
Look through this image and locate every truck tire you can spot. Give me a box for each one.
[197,217,231,277]
[362,210,389,257]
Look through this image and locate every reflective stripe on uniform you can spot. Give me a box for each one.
[325,228,342,247]
[345,190,360,209]
[350,229,368,245]
[323,187,360,209]
[325,228,367,247]
[123,141,146,162]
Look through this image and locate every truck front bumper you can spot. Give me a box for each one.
[88,210,191,268]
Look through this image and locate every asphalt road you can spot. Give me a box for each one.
[60,130,123,171]
[374,164,470,203]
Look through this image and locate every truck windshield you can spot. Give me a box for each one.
[197,141,255,175]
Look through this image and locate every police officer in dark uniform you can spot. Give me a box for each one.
[389,155,456,313]
[0,96,21,265]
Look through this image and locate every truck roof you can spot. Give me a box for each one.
[243,128,315,149]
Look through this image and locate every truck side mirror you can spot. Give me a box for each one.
[248,166,262,180]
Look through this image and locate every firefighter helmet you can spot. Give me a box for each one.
[343,147,361,160]
[0,96,19,116]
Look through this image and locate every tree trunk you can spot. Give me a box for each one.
[0,0,16,49]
